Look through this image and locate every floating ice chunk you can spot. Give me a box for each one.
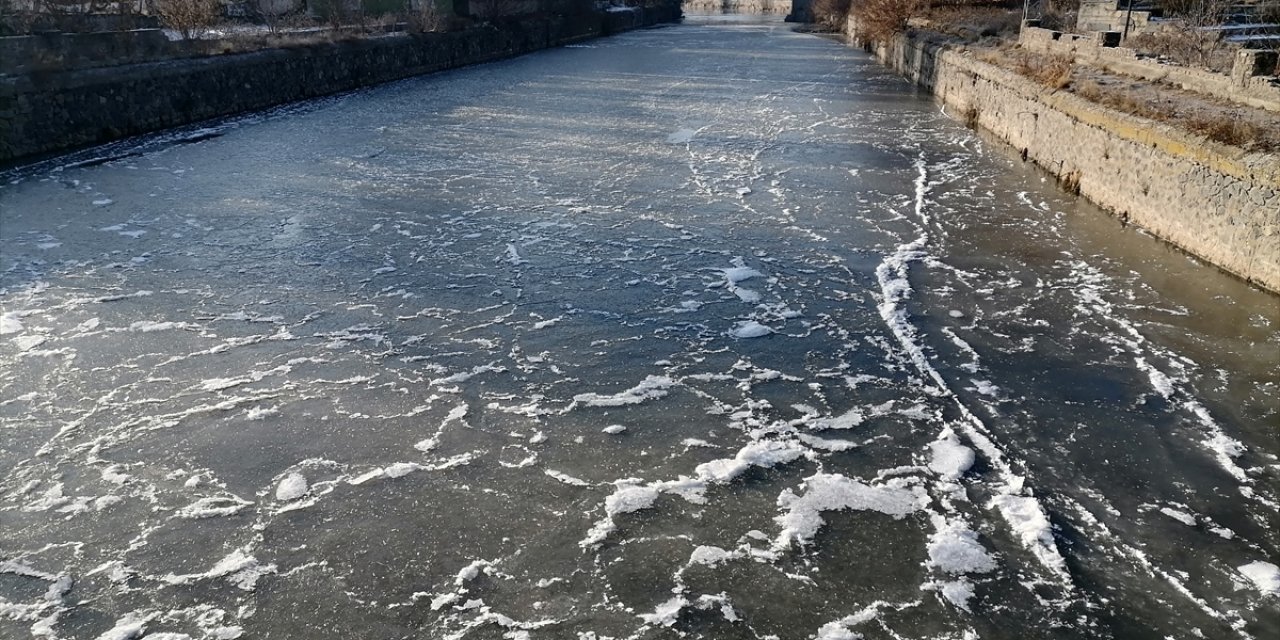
[162,548,276,591]
[731,288,762,303]
[1238,561,1280,596]
[414,437,439,453]
[431,363,506,385]
[797,434,859,452]
[935,578,977,611]
[638,596,687,627]
[807,407,865,431]
[245,406,278,421]
[101,465,129,485]
[988,494,1067,576]
[199,377,248,392]
[275,473,309,501]
[696,440,805,484]
[571,376,676,409]
[348,463,424,485]
[545,470,590,486]
[0,313,23,334]
[128,320,193,332]
[1159,507,1196,526]
[92,198,113,206]
[13,335,46,351]
[94,612,153,640]
[814,605,881,639]
[689,545,735,566]
[175,495,252,519]
[927,432,975,481]
[721,259,762,284]
[605,484,661,516]
[736,186,752,197]
[927,524,996,574]
[948,310,965,318]
[775,474,925,549]
[729,321,772,339]
[602,425,627,434]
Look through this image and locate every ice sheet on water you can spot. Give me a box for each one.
[1238,561,1280,596]
[775,474,926,549]
[729,321,772,339]
[570,375,676,409]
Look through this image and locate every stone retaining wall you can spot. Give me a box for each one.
[683,0,792,14]
[0,5,681,165]
[846,19,1280,294]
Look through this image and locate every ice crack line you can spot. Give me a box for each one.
[874,151,1074,588]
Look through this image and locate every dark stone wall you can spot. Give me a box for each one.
[0,5,682,165]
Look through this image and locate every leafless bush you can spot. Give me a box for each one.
[849,0,927,42]
[924,4,1021,41]
[1131,0,1235,70]
[153,0,220,39]
[408,1,445,32]
[810,0,851,31]
[1037,0,1079,31]
[1012,50,1074,88]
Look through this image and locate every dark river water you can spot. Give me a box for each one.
[2,13,1278,640]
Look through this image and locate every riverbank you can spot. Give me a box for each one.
[0,5,681,166]
[844,19,1280,295]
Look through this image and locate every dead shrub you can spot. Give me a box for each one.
[1133,0,1235,71]
[810,0,851,32]
[408,0,446,32]
[924,4,1021,42]
[1037,0,1080,32]
[849,0,927,42]
[154,0,221,40]
[1013,50,1074,89]
[1185,115,1265,149]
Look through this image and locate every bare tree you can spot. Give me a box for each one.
[153,0,220,39]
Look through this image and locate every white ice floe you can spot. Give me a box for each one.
[0,312,24,334]
[988,494,1066,576]
[162,548,277,591]
[927,431,975,481]
[638,596,687,627]
[729,321,772,339]
[128,320,194,332]
[544,470,590,486]
[695,440,805,484]
[1238,561,1280,597]
[94,612,154,640]
[570,375,676,409]
[175,495,252,519]
[688,545,735,567]
[926,523,996,574]
[806,406,865,431]
[602,424,627,434]
[275,473,309,501]
[775,474,926,549]
[349,462,424,485]
[1158,507,1196,526]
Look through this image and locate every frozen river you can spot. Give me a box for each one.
[2,14,1278,640]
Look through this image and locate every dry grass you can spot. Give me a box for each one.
[1011,50,1074,89]
[1073,77,1276,151]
